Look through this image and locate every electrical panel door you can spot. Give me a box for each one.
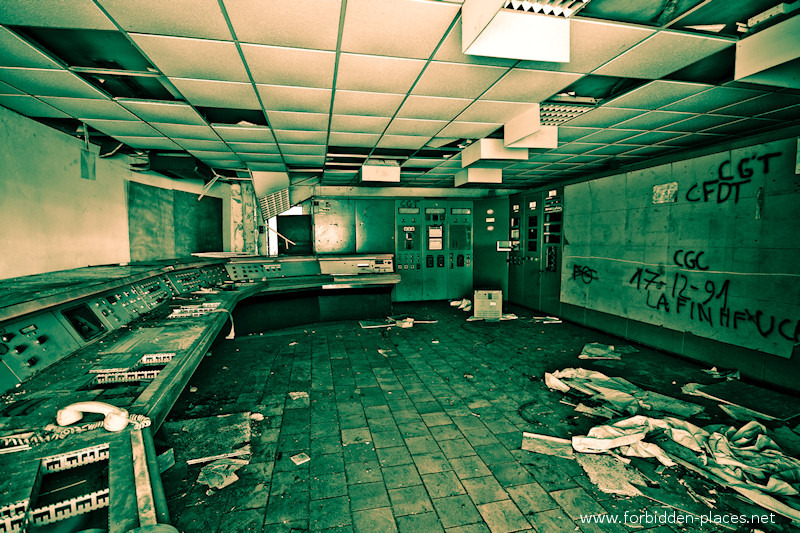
[422,201,449,300]
[446,201,473,300]
[394,200,424,301]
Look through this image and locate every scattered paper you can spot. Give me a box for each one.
[579,342,622,360]
[576,453,645,496]
[197,457,249,489]
[290,452,311,465]
[521,432,574,458]
[288,391,309,400]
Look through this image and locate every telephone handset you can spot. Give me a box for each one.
[56,401,129,432]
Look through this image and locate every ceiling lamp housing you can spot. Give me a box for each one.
[359,159,401,183]
[462,0,572,62]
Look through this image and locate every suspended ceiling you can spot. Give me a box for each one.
[0,0,798,190]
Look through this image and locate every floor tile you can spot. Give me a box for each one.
[388,485,434,516]
[383,463,424,489]
[421,471,467,498]
[432,494,483,529]
[310,495,351,529]
[349,481,390,511]
[476,499,532,532]
[353,507,398,533]
[461,476,509,505]
[395,511,445,532]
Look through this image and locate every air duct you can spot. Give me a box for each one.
[251,171,291,220]
[359,159,400,183]
[735,13,800,89]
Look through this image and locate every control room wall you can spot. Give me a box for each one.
[0,106,231,279]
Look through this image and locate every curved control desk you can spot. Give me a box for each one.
[0,255,399,533]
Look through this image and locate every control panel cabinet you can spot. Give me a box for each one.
[422,200,449,301]
[394,200,424,301]
[446,201,473,300]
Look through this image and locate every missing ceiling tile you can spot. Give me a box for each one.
[197,107,267,126]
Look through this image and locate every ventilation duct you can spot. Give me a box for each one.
[734,13,800,89]
[359,159,400,183]
[462,0,587,61]
[461,138,528,168]
[251,171,291,221]
[504,104,558,149]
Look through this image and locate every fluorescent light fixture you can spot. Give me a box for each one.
[462,0,570,62]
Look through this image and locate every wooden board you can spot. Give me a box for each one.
[696,380,800,421]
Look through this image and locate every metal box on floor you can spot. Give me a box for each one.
[474,289,502,319]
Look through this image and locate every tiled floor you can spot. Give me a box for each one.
[158,302,793,532]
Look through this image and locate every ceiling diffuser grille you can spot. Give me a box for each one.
[540,103,594,125]
[502,0,590,18]
[258,188,290,221]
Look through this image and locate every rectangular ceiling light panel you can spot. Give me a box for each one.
[462,0,570,62]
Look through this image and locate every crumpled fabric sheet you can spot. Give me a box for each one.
[545,368,703,417]
[572,416,800,521]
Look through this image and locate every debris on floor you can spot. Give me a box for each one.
[157,448,175,473]
[197,457,249,489]
[290,452,311,465]
[287,391,310,408]
[359,315,439,329]
[576,452,646,496]
[159,412,252,465]
[571,416,800,522]
[701,366,741,380]
[545,367,704,418]
[690,380,800,420]
[521,432,574,458]
[531,315,562,324]
[578,342,623,360]
[450,298,473,312]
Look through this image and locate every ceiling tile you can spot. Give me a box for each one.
[172,138,230,151]
[385,118,447,137]
[659,86,765,113]
[0,80,23,95]
[482,70,582,103]
[758,104,800,122]
[395,95,471,121]
[615,111,695,130]
[412,62,507,99]
[267,111,329,131]
[242,44,335,88]
[332,90,404,117]
[586,144,641,155]
[520,19,655,73]
[712,93,800,117]
[247,162,286,171]
[150,123,219,140]
[660,133,724,147]
[0,68,106,98]
[280,144,326,156]
[39,97,137,120]
[257,85,331,113]
[432,18,518,67]
[212,126,275,143]
[0,94,71,118]
[605,81,710,110]
[273,130,327,144]
[112,135,181,150]
[437,121,500,139]
[202,159,245,169]
[662,114,737,132]
[130,34,248,82]
[328,132,381,147]
[188,150,238,159]
[228,142,279,153]
[0,28,60,69]
[330,114,391,134]
[594,31,734,79]
[0,0,115,30]
[341,0,459,59]
[239,153,284,163]
[377,134,429,150]
[550,142,604,155]
[702,117,779,136]
[84,119,160,137]
[222,0,341,50]
[98,0,231,39]
[578,128,644,143]
[117,100,207,125]
[562,107,644,128]
[403,158,448,168]
[284,154,325,166]
[336,54,426,94]
[624,145,677,157]
[623,130,686,144]
[456,100,535,123]
[169,78,261,110]
[557,126,602,142]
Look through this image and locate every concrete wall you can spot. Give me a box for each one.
[561,136,800,390]
[0,106,231,279]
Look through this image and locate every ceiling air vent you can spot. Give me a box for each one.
[502,0,590,18]
[258,188,291,221]
[540,103,594,126]
[251,171,291,220]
